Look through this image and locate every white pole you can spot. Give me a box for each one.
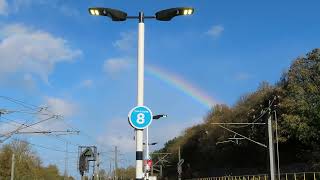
[136,11,145,180]
[268,111,276,180]
[11,153,15,180]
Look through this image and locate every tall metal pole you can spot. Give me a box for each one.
[64,142,68,180]
[10,153,15,180]
[136,11,145,180]
[115,146,118,180]
[268,110,276,180]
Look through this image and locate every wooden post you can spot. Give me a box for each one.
[294,173,297,180]
[304,173,306,180]
[314,172,316,180]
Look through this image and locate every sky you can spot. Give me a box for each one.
[0,0,319,178]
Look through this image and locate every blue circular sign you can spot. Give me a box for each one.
[128,106,153,129]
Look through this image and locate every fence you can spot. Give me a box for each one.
[188,172,320,180]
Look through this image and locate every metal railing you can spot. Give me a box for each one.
[188,171,320,180]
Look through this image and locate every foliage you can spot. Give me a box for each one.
[116,166,135,180]
[0,139,73,179]
[155,49,320,178]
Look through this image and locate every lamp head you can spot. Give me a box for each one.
[89,7,127,21]
[155,7,194,21]
[153,114,168,120]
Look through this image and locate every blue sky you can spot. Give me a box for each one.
[0,0,319,178]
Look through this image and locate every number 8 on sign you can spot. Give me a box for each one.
[137,113,145,124]
[128,106,153,129]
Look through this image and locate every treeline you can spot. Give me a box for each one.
[154,49,320,178]
[0,139,74,180]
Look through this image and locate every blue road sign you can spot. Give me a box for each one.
[128,106,153,129]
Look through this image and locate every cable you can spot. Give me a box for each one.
[0,96,79,132]
[5,115,57,136]
[7,109,53,116]
[0,116,81,147]
[228,96,277,129]
[0,96,40,111]
[0,96,108,150]
[12,138,78,153]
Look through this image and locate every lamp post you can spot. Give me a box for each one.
[88,7,193,180]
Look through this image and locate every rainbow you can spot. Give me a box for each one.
[146,64,217,109]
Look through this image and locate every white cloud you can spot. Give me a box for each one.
[104,30,136,77]
[20,97,79,132]
[0,73,37,91]
[0,122,19,135]
[44,97,77,118]
[22,73,36,89]
[0,97,78,136]
[0,0,8,15]
[113,31,136,52]
[103,57,132,75]
[206,25,224,38]
[0,24,81,83]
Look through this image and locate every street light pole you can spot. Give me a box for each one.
[88,7,193,180]
[136,11,145,180]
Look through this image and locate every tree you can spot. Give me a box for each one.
[0,139,72,179]
[155,49,320,177]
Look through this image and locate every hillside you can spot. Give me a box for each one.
[154,49,320,179]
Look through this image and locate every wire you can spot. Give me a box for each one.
[0,116,81,147]
[0,96,79,131]
[4,116,57,136]
[218,125,267,148]
[12,138,78,153]
[7,109,53,116]
[227,96,277,129]
[0,96,110,150]
[0,96,40,111]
